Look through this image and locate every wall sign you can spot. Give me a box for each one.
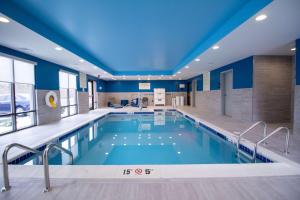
[139,82,151,90]
[123,168,154,176]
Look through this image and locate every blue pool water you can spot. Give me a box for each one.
[21,111,252,165]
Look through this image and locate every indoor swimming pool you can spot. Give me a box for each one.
[20,111,256,165]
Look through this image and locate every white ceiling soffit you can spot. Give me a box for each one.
[181,0,300,79]
[0,13,112,78]
[0,0,300,81]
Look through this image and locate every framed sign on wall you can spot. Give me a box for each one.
[139,82,151,90]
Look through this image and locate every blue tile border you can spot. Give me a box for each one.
[133,112,154,114]
[177,111,183,115]
[108,112,128,114]
[198,123,227,141]
[185,115,196,122]
[166,109,176,111]
[238,144,273,163]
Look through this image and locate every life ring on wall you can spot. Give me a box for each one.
[45,91,58,109]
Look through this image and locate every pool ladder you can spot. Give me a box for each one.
[1,143,73,193]
[236,121,290,161]
[1,143,43,192]
[43,143,73,192]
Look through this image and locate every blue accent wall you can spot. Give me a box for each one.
[185,74,203,92]
[296,39,300,85]
[197,75,204,91]
[97,79,107,92]
[210,56,253,90]
[104,80,187,93]
[0,45,82,90]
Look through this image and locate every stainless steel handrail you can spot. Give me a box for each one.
[43,143,73,192]
[253,127,289,160]
[236,121,267,149]
[1,143,42,192]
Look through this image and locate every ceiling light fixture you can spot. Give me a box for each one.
[255,14,267,21]
[79,59,84,63]
[177,71,181,74]
[195,58,200,62]
[0,17,10,23]
[55,46,63,51]
[212,45,219,50]
[291,48,296,51]
[185,65,189,69]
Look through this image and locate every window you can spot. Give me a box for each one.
[0,55,36,135]
[59,71,78,118]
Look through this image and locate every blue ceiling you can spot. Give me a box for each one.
[0,0,271,75]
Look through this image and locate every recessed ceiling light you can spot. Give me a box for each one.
[55,46,63,51]
[79,59,84,63]
[255,14,267,21]
[291,48,296,51]
[195,58,200,62]
[0,17,10,23]
[212,45,219,50]
[185,65,189,69]
[18,47,32,52]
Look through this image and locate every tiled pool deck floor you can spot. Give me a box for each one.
[1,176,300,200]
[0,106,300,199]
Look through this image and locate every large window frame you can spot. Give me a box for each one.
[59,71,78,118]
[0,55,36,136]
